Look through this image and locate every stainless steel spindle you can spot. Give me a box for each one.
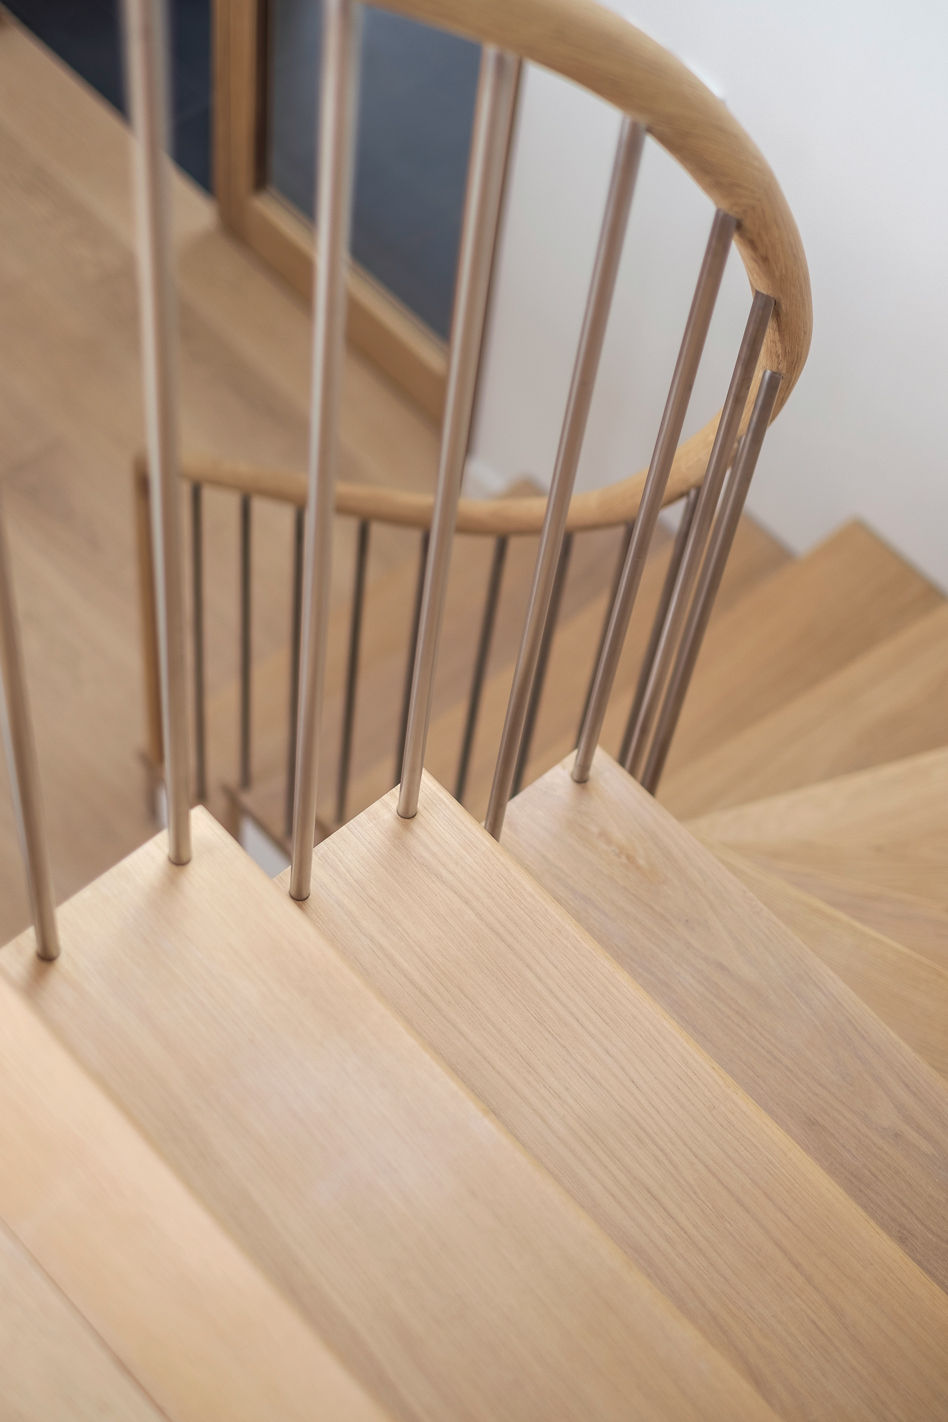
[190,482,206,802]
[576,520,634,740]
[622,289,775,775]
[484,117,646,839]
[396,49,522,820]
[238,493,252,790]
[573,207,737,785]
[618,485,699,767]
[122,0,191,864]
[0,503,60,960]
[455,534,507,803]
[395,530,429,786]
[335,518,369,826]
[640,369,782,792]
[511,530,573,798]
[284,506,304,839]
[289,0,361,900]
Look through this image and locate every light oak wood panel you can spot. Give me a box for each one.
[293,774,948,1420]
[0,980,389,1422]
[662,602,948,818]
[691,748,948,971]
[1,810,773,1422]
[655,521,942,781]
[0,1226,164,1421]
[500,752,948,1292]
[707,847,948,1080]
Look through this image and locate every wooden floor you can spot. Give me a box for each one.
[0,17,438,941]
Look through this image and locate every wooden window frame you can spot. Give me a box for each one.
[213,0,447,421]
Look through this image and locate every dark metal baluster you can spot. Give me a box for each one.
[284,506,304,839]
[190,481,206,802]
[395,530,429,785]
[238,493,252,790]
[618,487,699,768]
[511,531,573,798]
[455,534,508,803]
[641,370,782,793]
[335,518,370,826]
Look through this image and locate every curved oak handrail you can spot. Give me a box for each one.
[166,450,708,535]
[172,0,809,538]
[376,0,811,401]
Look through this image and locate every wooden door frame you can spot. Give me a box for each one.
[212,0,447,421]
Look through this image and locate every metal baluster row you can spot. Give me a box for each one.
[0,1,788,962]
[639,370,782,791]
[483,117,646,839]
[572,207,737,785]
[621,289,776,778]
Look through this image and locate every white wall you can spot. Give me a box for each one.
[467,0,948,590]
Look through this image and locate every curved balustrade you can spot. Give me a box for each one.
[4,0,810,953]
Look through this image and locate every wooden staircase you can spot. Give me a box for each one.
[3,0,947,1412]
[2,511,948,1417]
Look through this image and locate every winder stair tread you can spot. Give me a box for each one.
[0,808,774,1422]
[689,746,948,970]
[289,771,948,1421]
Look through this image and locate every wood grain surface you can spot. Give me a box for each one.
[501,752,948,1293]
[0,979,389,1422]
[295,773,948,1420]
[662,602,948,817]
[1,810,774,1422]
[691,747,948,970]
[705,847,948,1080]
[655,521,942,783]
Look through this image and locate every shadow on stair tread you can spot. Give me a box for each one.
[656,519,943,783]
[661,601,948,819]
[690,747,948,973]
[289,772,948,1422]
[495,752,948,1292]
[0,977,387,1422]
[0,809,774,1422]
[705,845,948,1081]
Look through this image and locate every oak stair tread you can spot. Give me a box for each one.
[289,772,948,1421]
[705,846,948,1081]
[498,751,948,1291]
[0,977,387,1422]
[661,601,948,818]
[690,746,948,971]
[0,809,773,1422]
[655,519,942,784]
